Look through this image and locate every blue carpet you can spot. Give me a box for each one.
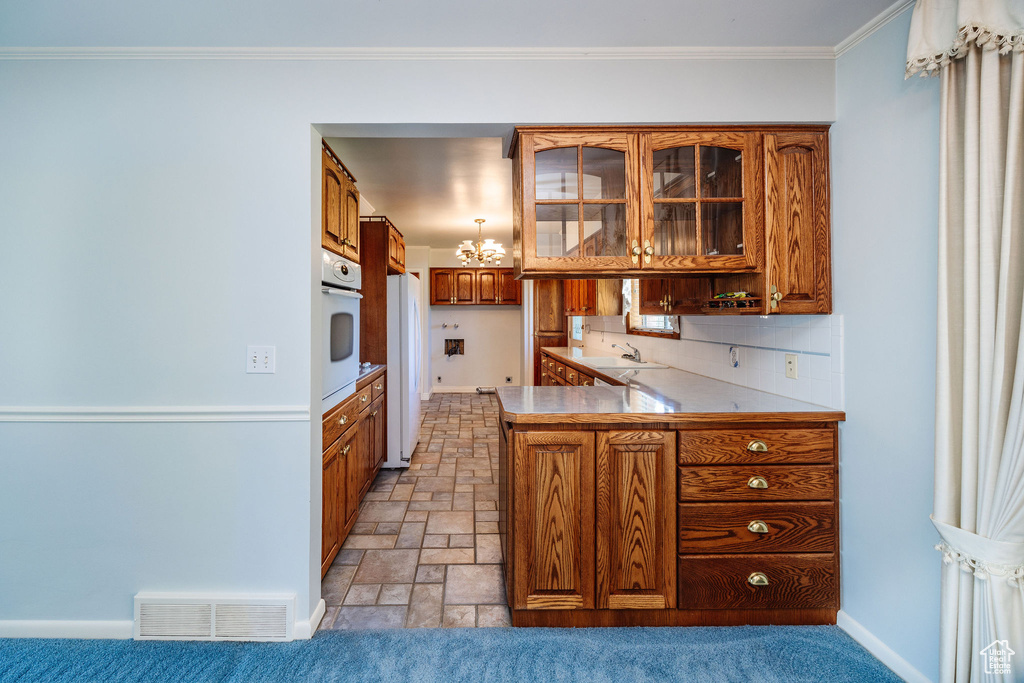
[0,626,900,682]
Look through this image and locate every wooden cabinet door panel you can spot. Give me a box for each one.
[431,269,454,305]
[371,396,385,472]
[323,151,343,243]
[765,132,831,314]
[455,270,476,304]
[477,269,499,304]
[513,431,595,610]
[321,441,343,577]
[340,430,361,529]
[499,269,521,305]
[596,431,676,609]
[343,182,360,262]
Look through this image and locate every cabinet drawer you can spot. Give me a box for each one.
[577,371,595,387]
[678,502,834,553]
[370,374,386,401]
[678,428,834,465]
[565,366,581,385]
[552,361,566,379]
[354,385,373,414]
[322,387,370,450]
[678,465,833,501]
[678,554,837,610]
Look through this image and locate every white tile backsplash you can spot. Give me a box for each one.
[580,314,845,409]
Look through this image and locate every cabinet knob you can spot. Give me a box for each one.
[342,444,351,456]
[632,245,642,256]
[747,475,769,489]
[746,440,768,452]
[747,572,769,587]
[747,520,770,534]
[644,245,654,256]
[371,410,377,417]
[338,415,348,426]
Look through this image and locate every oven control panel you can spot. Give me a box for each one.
[322,249,361,291]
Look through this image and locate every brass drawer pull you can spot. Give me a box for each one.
[569,372,575,380]
[747,520,770,534]
[375,383,383,390]
[747,475,769,489]
[371,410,378,417]
[542,359,548,366]
[747,572,769,586]
[583,381,590,386]
[342,444,351,456]
[746,440,768,452]
[557,367,563,374]
[361,395,368,403]
[338,415,348,426]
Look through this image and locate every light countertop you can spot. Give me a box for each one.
[495,347,844,424]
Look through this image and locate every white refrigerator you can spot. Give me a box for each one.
[384,274,422,468]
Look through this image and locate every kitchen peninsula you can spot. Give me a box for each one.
[497,347,845,627]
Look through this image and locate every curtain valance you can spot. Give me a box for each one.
[906,0,1024,76]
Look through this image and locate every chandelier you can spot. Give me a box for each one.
[456,218,505,266]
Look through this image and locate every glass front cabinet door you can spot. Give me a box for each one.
[517,131,639,275]
[640,131,760,272]
[513,128,762,277]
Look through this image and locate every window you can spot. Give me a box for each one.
[570,316,584,342]
[626,279,680,339]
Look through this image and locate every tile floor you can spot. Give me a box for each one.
[320,392,511,629]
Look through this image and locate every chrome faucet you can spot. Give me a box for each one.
[612,343,642,363]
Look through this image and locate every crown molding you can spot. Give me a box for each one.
[0,45,836,61]
[834,0,915,58]
[0,405,310,422]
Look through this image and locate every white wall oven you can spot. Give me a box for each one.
[321,248,361,412]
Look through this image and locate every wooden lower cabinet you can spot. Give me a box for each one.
[499,417,840,626]
[512,431,595,610]
[596,431,676,609]
[321,368,387,578]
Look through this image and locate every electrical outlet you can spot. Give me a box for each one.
[505,376,513,383]
[437,376,442,382]
[785,353,798,379]
[247,345,275,374]
[729,346,740,368]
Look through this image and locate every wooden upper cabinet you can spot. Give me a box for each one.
[430,268,521,305]
[454,270,476,304]
[477,269,499,304]
[765,131,832,314]
[516,131,638,277]
[499,269,522,305]
[322,142,360,262]
[386,223,406,274]
[431,269,455,305]
[640,131,760,273]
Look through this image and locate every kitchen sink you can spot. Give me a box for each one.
[580,357,668,370]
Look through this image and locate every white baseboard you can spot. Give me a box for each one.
[837,610,933,683]
[295,599,325,639]
[420,392,432,400]
[431,385,511,394]
[0,620,134,639]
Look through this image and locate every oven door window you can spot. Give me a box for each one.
[330,312,354,361]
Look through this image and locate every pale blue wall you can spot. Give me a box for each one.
[833,9,941,679]
[0,53,836,630]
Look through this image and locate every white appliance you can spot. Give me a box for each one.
[384,273,422,468]
[321,249,362,413]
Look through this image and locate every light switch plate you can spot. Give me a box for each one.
[247,345,276,374]
[785,353,798,379]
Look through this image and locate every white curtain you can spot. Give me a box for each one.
[908,2,1024,680]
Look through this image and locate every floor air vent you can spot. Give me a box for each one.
[134,593,294,641]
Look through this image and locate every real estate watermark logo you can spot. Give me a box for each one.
[980,640,1015,676]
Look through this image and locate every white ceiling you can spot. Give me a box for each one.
[325,136,514,250]
[1,0,897,49]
